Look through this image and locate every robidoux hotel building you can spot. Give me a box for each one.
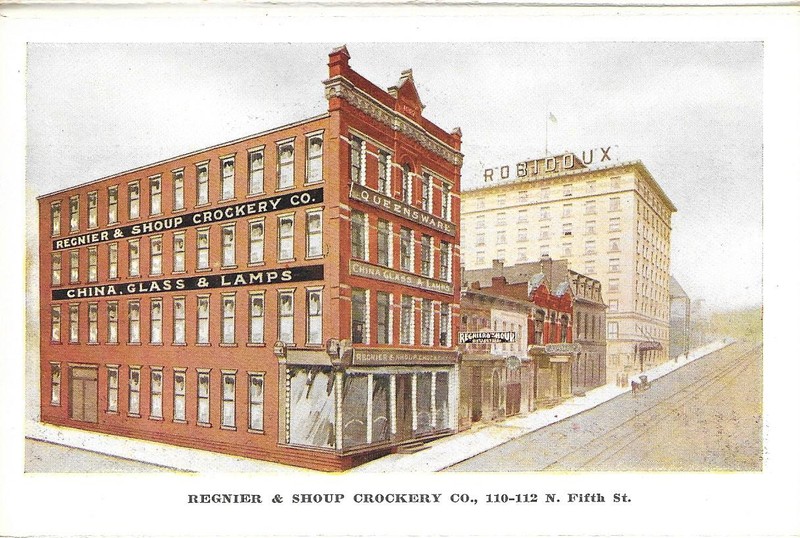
[38,46,463,471]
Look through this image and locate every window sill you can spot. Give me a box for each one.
[197,422,212,428]
[172,208,187,213]
[106,410,119,415]
[173,419,188,424]
[275,186,296,193]
[196,343,211,347]
[172,342,187,347]
[247,262,265,268]
[221,425,237,432]
[248,428,265,435]
[150,273,163,278]
[246,192,265,198]
[305,255,324,261]
[149,342,164,346]
[127,342,142,346]
[219,343,238,348]
[128,413,141,418]
[196,267,212,272]
[87,342,100,346]
[305,343,324,349]
[303,180,324,187]
[106,342,120,346]
[195,203,212,208]
[277,258,295,264]
[149,416,164,422]
[50,341,63,345]
[221,265,238,270]
[68,342,80,345]
[246,343,266,348]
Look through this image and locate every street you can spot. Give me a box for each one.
[446,340,763,472]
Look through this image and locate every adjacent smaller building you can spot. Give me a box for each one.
[669,276,691,359]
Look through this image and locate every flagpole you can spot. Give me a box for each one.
[544,109,549,156]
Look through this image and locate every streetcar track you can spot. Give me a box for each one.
[543,343,759,470]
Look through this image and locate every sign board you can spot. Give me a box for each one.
[458,331,516,344]
[544,342,582,355]
[349,182,456,236]
[482,147,617,183]
[638,341,663,352]
[349,259,453,296]
[351,349,458,366]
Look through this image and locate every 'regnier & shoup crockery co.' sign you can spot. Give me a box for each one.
[52,187,323,251]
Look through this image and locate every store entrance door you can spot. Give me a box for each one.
[395,374,414,440]
[70,366,98,423]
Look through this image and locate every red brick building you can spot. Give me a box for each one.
[38,46,462,471]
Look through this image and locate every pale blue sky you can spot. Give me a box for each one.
[26,42,762,311]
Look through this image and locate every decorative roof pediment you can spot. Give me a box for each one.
[389,69,424,120]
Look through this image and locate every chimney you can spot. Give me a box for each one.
[328,45,351,77]
[492,259,504,271]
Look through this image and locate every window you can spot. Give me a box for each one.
[585,260,596,275]
[517,209,527,224]
[249,292,264,344]
[497,213,507,226]
[542,188,550,201]
[128,239,140,277]
[400,228,413,271]
[128,182,140,219]
[147,299,161,344]
[88,191,98,228]
[85,247,97,282]
[421,299,433,346]
[196,228,210,270]
[539,226,550,240]
[609,237,621,252]
[197,370,210,425]
[173,170,185,210]
[69,303,79,343]
[563,184,573,197]
[350,211,367,261]
[609,299,619,312]
[88,303,98,344]
[497,231,506,244]
[109,243,118,279]
[278,215,294,261]
[377,150,391,194]
[248,220,264,264]
[277,141,295,189]
[609,278,620,292]
[306,210,323,258]
[221,157,235,200]
[563,222,573,237]
[350,136,365,185]
[585,200,596,215]
[197,296,210,344]
[609,258,621,273]
[66,250,79,283]
[196,163,209,205]
[373,219,390,267]
[248,149,264,195]
[51,253,61,286]
[306,289,322,345]
[221,294,236,345]
[518,228,528,242]
[150,176,162,215]
[128,300,140,343]
[173,232,185,272]
[279,291,294,343]
[306,135,323,184]
[562,203,572,218]
[420,235,433,277]
[376,292,391,344]
[497,194,506,207]
[536,246,546,259]
[400,295,414,345]
[150,368,163,419]
[221,372,236,429]
[563,243,572,257]
[440,303,451,347]
[128,367,141,416]
[607,321,619,339]
[442,183,452,220]
[173,370,186,422]
[150,236,162,275]
[610,197,621,211]
[402,164,413,204]
[476,251,485,266]
[440,241,451,282]
[351,288,367,344]
[248,373,264,432]
[51,201,61,236]
[107,302,118,343]
[421,173,432,212]
[173,297,186,344]
[476,232,486,247]
[107,187,118,224]
[585,240,596,254]
[220,225,235,267]
[540,206,550,220]
[107,367,118,412]
[586,220,596,235]
[520,190,529,202]
[609,217,621,232]
[560,315,569,343]
[517,247,527,262]
[50,306,61,342]
[69,195,79,232]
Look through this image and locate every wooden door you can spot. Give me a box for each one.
[395,374,413,440]
[69,366,98,423]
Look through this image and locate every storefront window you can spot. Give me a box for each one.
[342,373,369,449]
[288,367,335,448]
[415,372,433,434]
[435,372,449,430]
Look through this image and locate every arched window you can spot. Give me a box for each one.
[401,164,413,204]
[534,310,545,345]
[560,314,569,343]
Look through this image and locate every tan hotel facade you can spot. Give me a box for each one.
[461,154,676,384]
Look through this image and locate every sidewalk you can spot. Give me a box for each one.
[26,339,734,474]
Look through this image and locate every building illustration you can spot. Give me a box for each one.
[37,46,463,471]
[461,155,675,385]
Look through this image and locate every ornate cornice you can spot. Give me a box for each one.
[325,76,463,167]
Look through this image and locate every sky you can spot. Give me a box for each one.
[25,42,763,312]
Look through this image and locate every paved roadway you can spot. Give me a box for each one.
[25,439,179,473]
[446,340,763,472]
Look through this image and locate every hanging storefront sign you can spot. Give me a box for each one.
[544,342,582,355]
[458,331,516,344]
